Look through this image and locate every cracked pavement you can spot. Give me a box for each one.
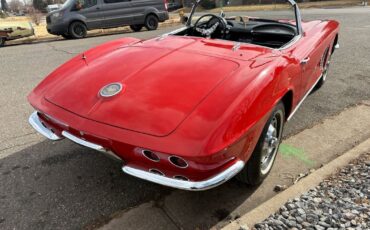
[0,6,370,230]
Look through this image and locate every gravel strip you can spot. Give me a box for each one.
[253,153,370,230]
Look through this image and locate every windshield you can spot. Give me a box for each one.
[62,0,75,9]
[188,0,300,33]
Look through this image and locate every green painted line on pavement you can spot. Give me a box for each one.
[279,143,315,166]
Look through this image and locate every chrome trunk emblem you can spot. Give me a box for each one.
[99,83,123,97]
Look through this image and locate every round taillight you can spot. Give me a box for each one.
[142,150,160,162]
[149,169,164,176]
[169,156,188,168]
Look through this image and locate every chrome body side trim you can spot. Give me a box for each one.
[165,27,188,36]
[287,74,323,121]
[122,160,245,191]
[279,34,301,50]
[232,42,241,51]
[29,111,63,141]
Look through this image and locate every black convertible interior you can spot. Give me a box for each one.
[173,14,297,49]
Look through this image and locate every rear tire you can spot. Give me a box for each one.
[144,14,159,31]
[236,102,285,186]
[0,37,6,47]
[130,24,143,32]
[69,21,87,39]
[61,34,73,39]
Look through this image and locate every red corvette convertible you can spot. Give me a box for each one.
[28,0,339,190]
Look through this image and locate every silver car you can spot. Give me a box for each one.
[46,0,169,39]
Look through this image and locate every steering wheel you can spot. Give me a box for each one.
[193,14,227,38]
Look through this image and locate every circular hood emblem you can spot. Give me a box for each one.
[99,83,123,97]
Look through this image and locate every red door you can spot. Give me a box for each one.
[287,35,324,101]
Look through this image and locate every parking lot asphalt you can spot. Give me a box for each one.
[0,6,370,230]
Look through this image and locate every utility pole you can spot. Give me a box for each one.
[1,0,9,11]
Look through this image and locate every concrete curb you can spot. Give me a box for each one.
[222,137,370,230]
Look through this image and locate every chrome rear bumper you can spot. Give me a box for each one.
[29,111,63,141]
[122,160,245,191]
[29,111,244,190]
[61,131,121,161]
[28,112,121,161]
[61,131,105,152]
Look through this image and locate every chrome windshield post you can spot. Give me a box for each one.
[186,0,202,27]
[287,0,303,36]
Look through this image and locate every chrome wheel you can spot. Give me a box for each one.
[260,110,283,175]
[235,102,285,185]
[322,55,331,82]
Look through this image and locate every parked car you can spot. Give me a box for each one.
[28,0,339,190]
[14,11,26,16]
[46,0,169,39]
[0,21,34,47]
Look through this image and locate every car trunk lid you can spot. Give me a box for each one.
[45,40,240,136]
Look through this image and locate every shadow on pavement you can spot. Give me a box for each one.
[0,139,257,230]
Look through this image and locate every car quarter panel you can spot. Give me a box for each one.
[175,54,296,162]
[181,20,340,162]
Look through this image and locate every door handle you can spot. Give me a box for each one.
[96,7,100,10]
[300,57,310,65]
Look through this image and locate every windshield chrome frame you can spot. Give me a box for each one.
[186,0,303,36]
[288,0,303,36]
[169,0,303,51]
[186,0,201,27]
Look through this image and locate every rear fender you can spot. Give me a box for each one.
[202,57,296,162]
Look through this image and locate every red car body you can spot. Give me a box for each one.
[28,2,339,190]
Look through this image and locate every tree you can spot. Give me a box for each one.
[1,0,9,11]
[9,0,23,12]
[29,7,42,25]
[32,0,46,11]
